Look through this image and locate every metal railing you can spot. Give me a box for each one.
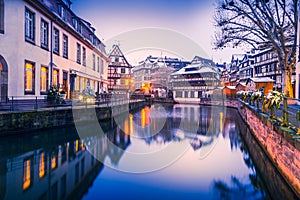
[0,94,146,112]
[239,95,300,131]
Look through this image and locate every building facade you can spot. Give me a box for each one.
[0,0,109,100]
[132,56,190,93]
[107,44,132,93]
[171,56,220,103]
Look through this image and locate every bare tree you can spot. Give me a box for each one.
[214,0,298,97]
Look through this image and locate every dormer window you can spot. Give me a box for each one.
[73,18,77,30]
[58,5,66,21]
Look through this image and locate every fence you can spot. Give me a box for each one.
[239,95,300,131]
[0,94,146,112]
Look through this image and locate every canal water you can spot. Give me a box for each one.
[0,104,297,200]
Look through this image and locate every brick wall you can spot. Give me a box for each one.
[238,101,300,197]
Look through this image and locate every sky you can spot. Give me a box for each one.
[72,0,244,65]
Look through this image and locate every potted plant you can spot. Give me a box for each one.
[264,90,284,119]
[47,85,62,105]
[250,90,263,108]
[60,90,66,99]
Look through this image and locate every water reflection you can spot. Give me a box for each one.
[0,105,297,199]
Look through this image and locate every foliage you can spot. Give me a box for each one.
[47,85,63,104]
[237,90,252,101]
[264,90,284,109]
[214,0,298,97]
[250,90,263,104]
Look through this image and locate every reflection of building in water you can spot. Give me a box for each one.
[0,128,131,200]
[0,138,100,200]
[136,105,225,150]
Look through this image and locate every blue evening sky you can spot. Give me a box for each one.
[72,0,243,63]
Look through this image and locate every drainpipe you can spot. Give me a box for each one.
[49,20,53,87]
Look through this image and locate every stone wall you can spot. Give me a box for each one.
[0,101,145,135]
[238,101,300,197]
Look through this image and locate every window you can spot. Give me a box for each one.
[121,68,126,73]
[0,0,4,33]
[114,80,117,85]
[40,19,48,49]
[100,59,104,73]
[63,34,68,58]
[92,54,96,70]
[52,69,59,87]
[76,43,81,64]
[58,5,66,21]
[97,57,100,72]
[25,61,35,94]
[40,66,48,94]
[25,8,35,42]
[77,22,82,34]
[53,28,59,54]
[82,47,86,66]
[73,18,78,30]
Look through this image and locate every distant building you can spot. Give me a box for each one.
[239,54,255,83]
[252,49,282,90]
[246,77,275,95]
[171,56,220,103]
[229,54,245,85]
[107,44,133,93]
[132,56,190,93]
[0,0,109,100]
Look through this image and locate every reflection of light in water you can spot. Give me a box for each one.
[124,118,129,135]
[220,112,224,133]
[23,159,31,190]
[141,107,150,128]
[39,152,45,178]
[129,114,134,136]
[75,140,79,153]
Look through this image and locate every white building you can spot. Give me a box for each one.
[0,0,109,100]
[171,56,220,103]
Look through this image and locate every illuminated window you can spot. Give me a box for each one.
[25,8,35,42]
[40,66,48,93]
[25,61,35,94]
[23,159,31,190]
[75,76,80,91]
[40,19,48,48]
[52,69,59,87]
[39,152,46,179]
[80,77,86,91]
[53,28,59,54]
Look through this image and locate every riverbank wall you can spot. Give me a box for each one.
[0,101,145,135]
[237,101,300,197]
